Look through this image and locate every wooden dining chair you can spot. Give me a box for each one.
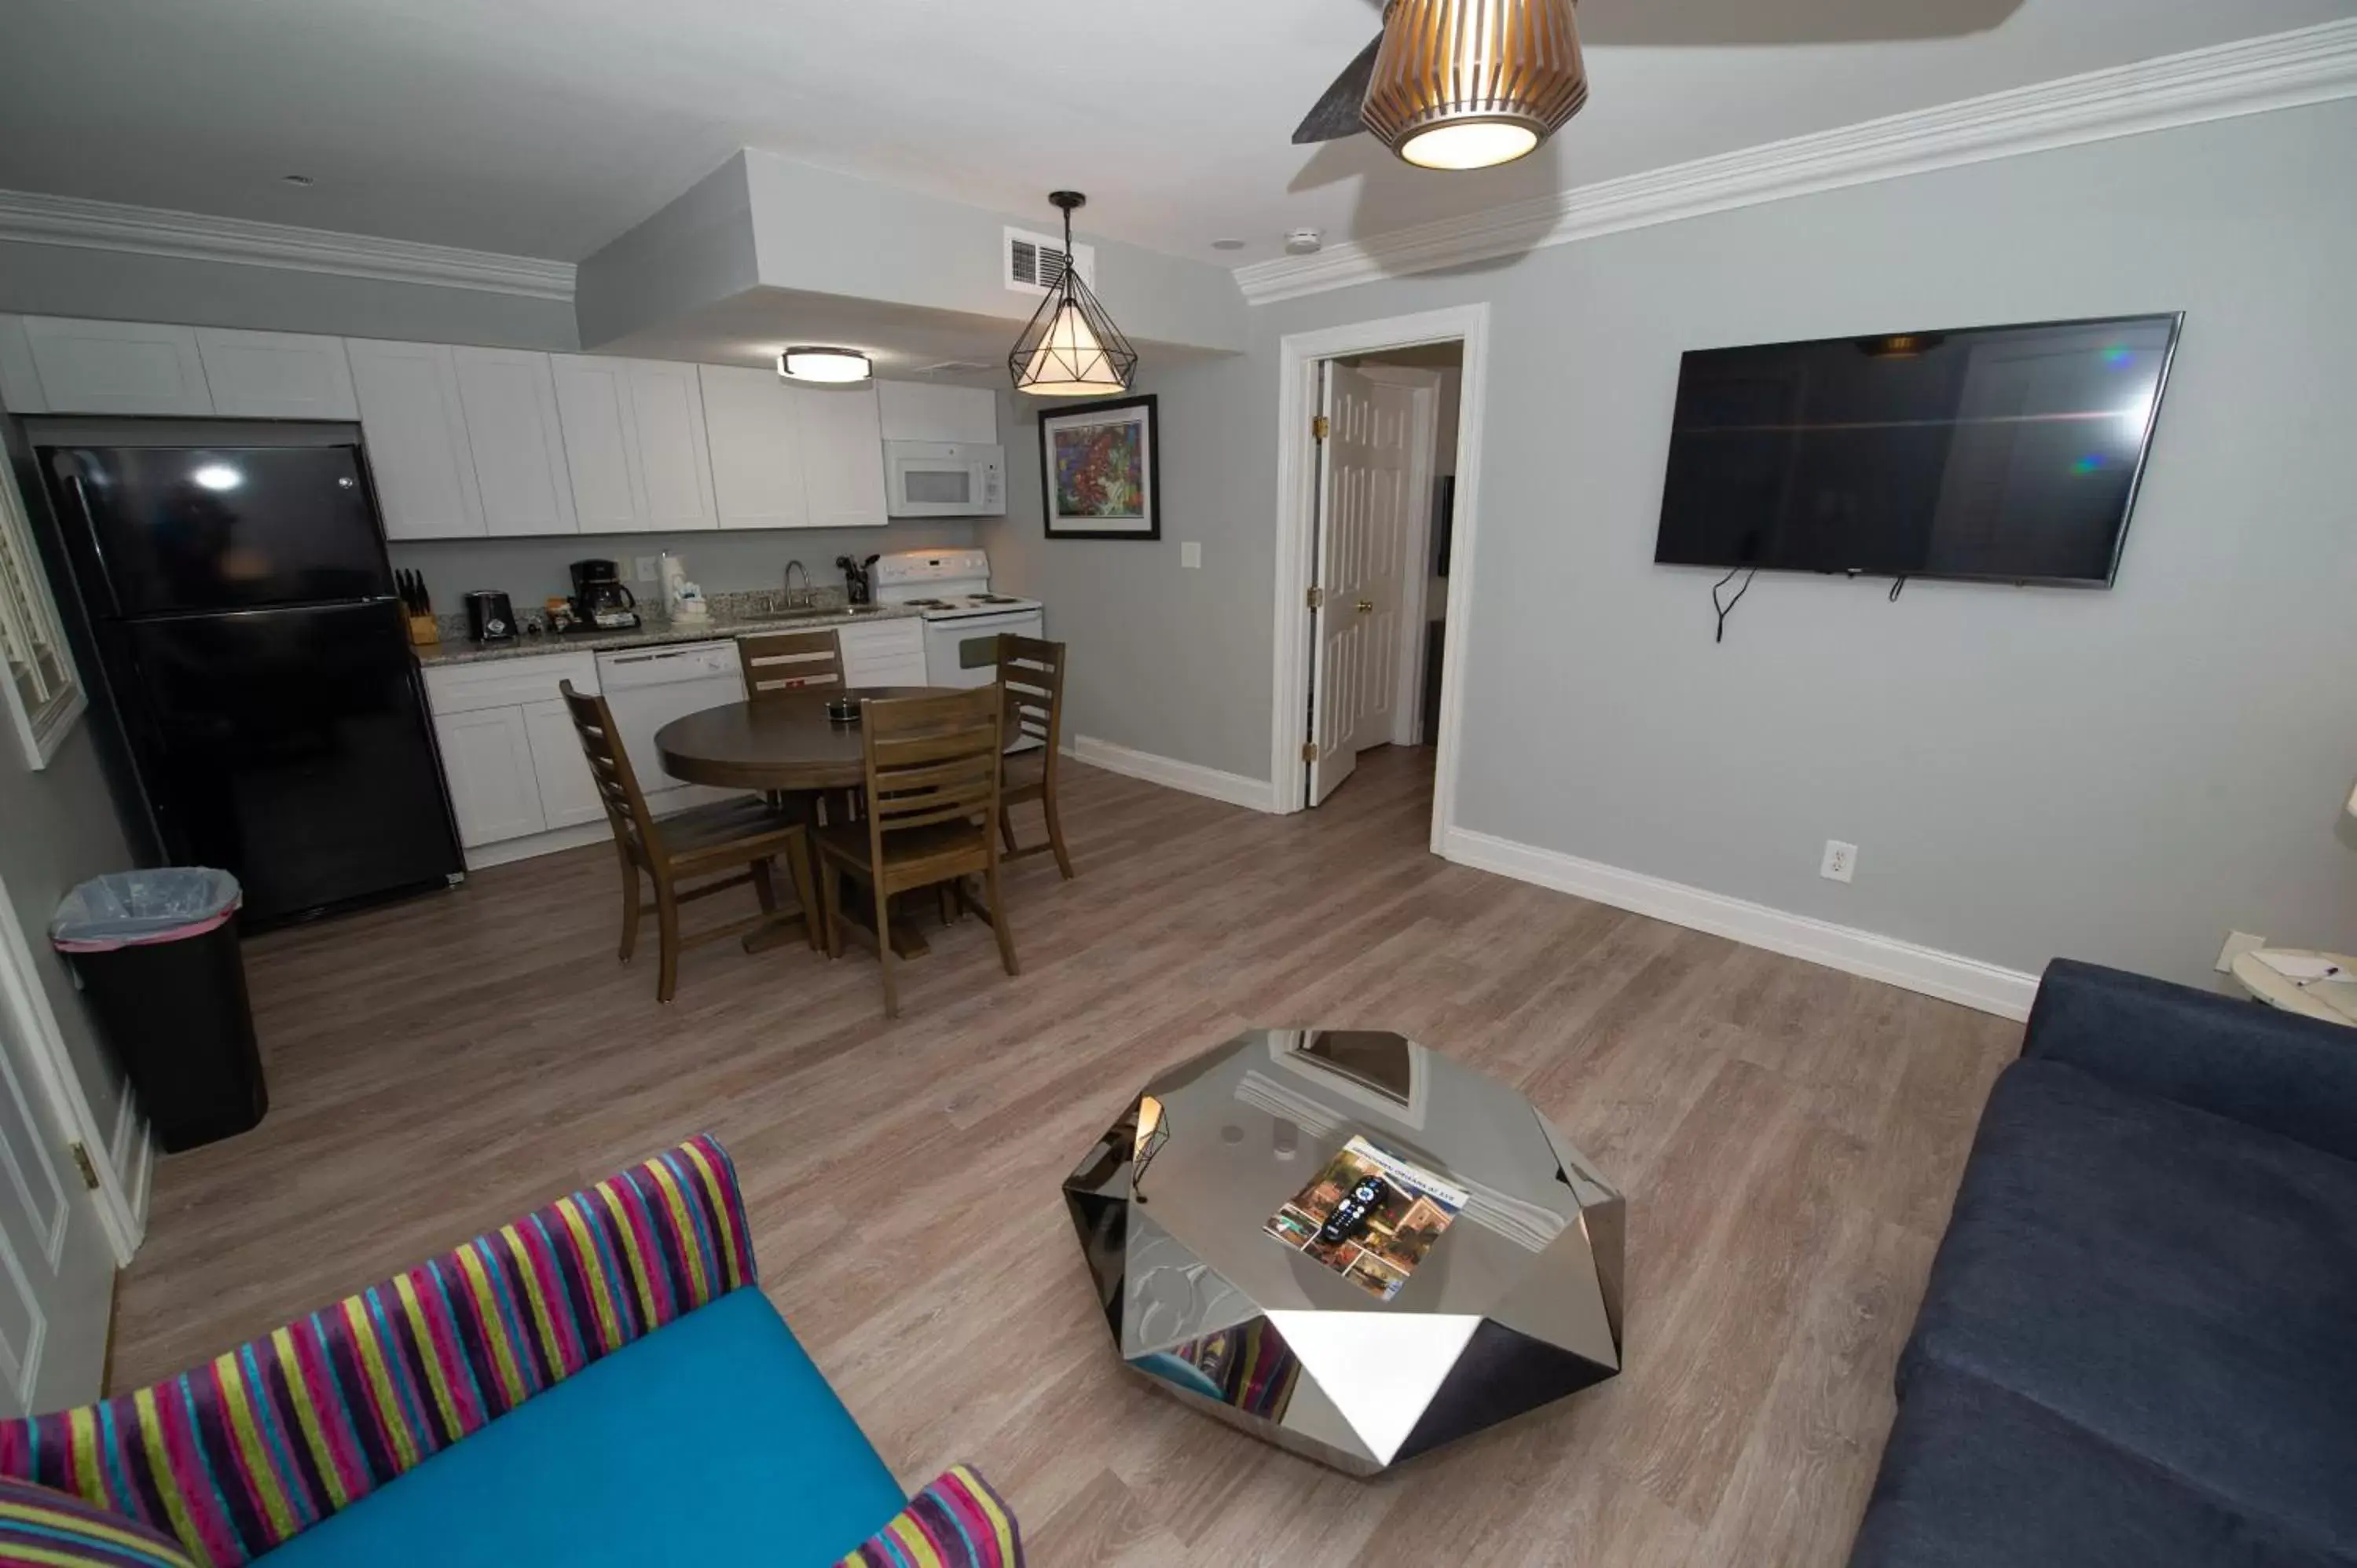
[814,687,1018,1019]
[559,680,820,1004]
[739,628,845,698]
[995,634,1074,880]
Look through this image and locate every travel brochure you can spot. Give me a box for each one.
[1264,1135,1469,1302]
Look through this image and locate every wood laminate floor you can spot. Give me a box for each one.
[112,745,2021,1566]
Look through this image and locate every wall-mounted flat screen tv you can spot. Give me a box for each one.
[1653,313,2182,586]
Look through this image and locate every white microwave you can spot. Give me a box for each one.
[884,441,1006,517]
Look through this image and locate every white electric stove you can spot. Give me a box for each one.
[872,548,1046,694]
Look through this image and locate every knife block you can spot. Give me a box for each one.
[407,614,441,647]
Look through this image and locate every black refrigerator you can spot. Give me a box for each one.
[41,443,462,928]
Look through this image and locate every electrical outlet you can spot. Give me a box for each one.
[2216,930,2267,973]
[1181,541,1203,570]
[1820,840,1857,884]
[633,555,658,583]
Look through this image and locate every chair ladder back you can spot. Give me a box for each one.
[559,680,664,863]
[995,634,1065,753]
[739,628,845,698]
[861,688,1005,841]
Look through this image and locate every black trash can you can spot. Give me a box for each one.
[51,869,266,1152]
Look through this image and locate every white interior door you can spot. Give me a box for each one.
[0,903,116,1415]
[1309,362,1417,805]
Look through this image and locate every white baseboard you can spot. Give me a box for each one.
[1069,736,1281,814]
[1442,826,2038,1020]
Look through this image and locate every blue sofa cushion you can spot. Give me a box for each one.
[1852,1361,2351,1568]
[1901,1059,2357,1559]
[263,1287,907,1568]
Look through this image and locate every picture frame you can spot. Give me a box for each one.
[1039,393,1160,540]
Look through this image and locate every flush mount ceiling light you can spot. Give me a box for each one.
[778,346,871,383]
[1008,192,1137,398]
[1294,0,1589,172]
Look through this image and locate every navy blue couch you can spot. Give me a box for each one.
[1850,959,2357,1568]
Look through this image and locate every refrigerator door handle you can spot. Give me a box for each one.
[64,474,124,618]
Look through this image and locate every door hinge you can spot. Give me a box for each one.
[1301,741,1320,763]
[1312,414,1329,443]
[68,1141,101,1192]
[1306,586,1325,610]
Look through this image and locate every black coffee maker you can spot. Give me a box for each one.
[570,559,640,631]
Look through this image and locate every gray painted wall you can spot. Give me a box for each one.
[997,99,2357,989]
[390,521,979,615]
[0,241,578,350]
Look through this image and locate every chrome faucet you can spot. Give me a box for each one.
[782,559,812,609]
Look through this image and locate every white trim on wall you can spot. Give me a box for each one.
[1235,18,2357,305]
[1067,736,1282,814]
[1270,305,1490,845]
[1444,827,2040,1020]
[0,190,577,302]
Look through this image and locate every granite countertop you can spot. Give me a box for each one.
[414,603,922,667]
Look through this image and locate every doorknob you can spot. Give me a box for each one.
[1355,598,1375,614]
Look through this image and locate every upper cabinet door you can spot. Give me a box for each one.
[452,347,577,537]
[548,355,643,533]
[346,339,486,540]
[700,365,808,530]
[795,383,889,529]
[623,361,717,532]
[194,328,358,419]
[22,317,212,416]
[876,381,999,445]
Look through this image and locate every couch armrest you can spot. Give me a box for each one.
[0,1134,757,1568]
[2023,959,2357,1163]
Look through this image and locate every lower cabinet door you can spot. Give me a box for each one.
[522,698,607,830]
[432,706,548,848]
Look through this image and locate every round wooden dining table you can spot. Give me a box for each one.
[656,686,959,954]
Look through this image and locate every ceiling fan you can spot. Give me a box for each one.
[1295,0,2025,170]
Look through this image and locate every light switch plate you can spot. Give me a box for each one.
[633,555,658,583]
[1181,541,1202,570]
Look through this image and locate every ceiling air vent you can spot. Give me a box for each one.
[1005,225,1097,297]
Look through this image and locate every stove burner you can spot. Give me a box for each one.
[972,593,1020,603]
[905,598,954,610]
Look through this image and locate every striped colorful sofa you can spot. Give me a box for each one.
[0,1136,1019,1567]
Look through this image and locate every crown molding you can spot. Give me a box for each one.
[0,190,575,302]
[1237,18,2357,305]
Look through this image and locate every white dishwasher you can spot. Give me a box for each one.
[595,641,746,813]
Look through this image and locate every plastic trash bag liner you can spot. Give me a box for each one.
[50,869,243,952]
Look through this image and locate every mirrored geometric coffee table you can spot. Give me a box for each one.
[1063,1028,1624,1475]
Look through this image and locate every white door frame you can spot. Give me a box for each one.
[1270,303,1490,852]
[0,876,145,1266]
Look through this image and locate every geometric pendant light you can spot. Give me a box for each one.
[1009,192,1138,397]
[1360,0,1589,171]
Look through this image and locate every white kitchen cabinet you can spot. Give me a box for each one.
[625,360,717,529]
[452,348,577,537]
[549,355,640,531]
[877,381,999,445]
[522,698,607,830]
[347,340,486,540]
[193,328,357,419]
[433,706,547,848]
[837,617,929,688]
[21,317,212,415]
[699,364,809,530]
[795,383,890,529]
[551,356,717,534]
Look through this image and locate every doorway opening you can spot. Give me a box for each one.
[1269,306,1490,853]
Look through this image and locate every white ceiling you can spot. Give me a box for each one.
[0,0,2347,269]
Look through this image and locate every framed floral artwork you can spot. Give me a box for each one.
[1039,394,1160,540]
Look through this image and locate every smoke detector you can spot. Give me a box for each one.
[1285,229,1324,255]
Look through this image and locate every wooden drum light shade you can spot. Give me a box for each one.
[1360,0,1589,171]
